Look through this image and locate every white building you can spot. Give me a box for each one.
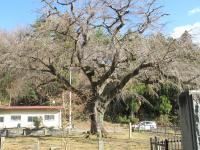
[0,106,63,129]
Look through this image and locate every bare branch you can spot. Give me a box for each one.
[116,62,155,90]
[56,0,76,6]
[95,51,119,86]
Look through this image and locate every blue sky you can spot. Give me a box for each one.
[0,0,41,30]
[163,0,200,42]
[0,0,200,42]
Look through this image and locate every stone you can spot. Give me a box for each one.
[179,90,200,150]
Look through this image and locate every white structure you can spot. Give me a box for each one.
[0,106,63,129]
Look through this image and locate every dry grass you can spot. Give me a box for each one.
[3,121,180,150]
[3,131,177,150]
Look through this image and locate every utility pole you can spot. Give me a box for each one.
[69,67,72,129]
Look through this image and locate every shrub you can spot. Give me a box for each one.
[169,115,179,125]
[33,117,42,129]
[156,114,172,126]
[116,115,130,124]
[130,117,139,124]
[159,95,172,115]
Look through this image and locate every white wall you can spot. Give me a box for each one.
[0,109,62,129]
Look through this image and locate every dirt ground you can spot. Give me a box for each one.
[2,121,179,150]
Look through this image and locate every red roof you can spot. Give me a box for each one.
[0,106,64,110]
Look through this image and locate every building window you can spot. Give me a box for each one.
[11,115,21,121]
[28,116,37,122]
[0,117,4,122]
[44,115,54,121]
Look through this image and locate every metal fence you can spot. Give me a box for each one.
[150,136,182,150]
[0,126,181,150]
[134,126,181,136]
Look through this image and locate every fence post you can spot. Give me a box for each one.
[98,138,104,150]
[0,137,5,150]
[150,138,153,150]
[155,137,158,150]
[0,136,1,150]
[44,128,47,136]
[165,139,168,150]
[129,122,132,139]
[98,114,104,150]
[34,138,40,150]
[174,136,177,150]
[5,130,8,137]
[23,129,26,136]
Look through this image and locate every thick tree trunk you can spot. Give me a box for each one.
[90,99,108,135]
[90,104,98,134]
[90,112,106,135]
[90,104,102,134]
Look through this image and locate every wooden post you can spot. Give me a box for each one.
[23,129,25,136]
[98,138,104,150]
[174,136,176,150]
[44,128,47,136]
[37,139,40,150]
[0,137,1,150]
[98,129,104,150]
[155,137,158,150]
[1,137,5,150]
[150,138,153,150]
[98,114,104,150]
[35,138,40,150]
[129,122,132,139]
[5,130,8,137]
[165,139,169,150]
